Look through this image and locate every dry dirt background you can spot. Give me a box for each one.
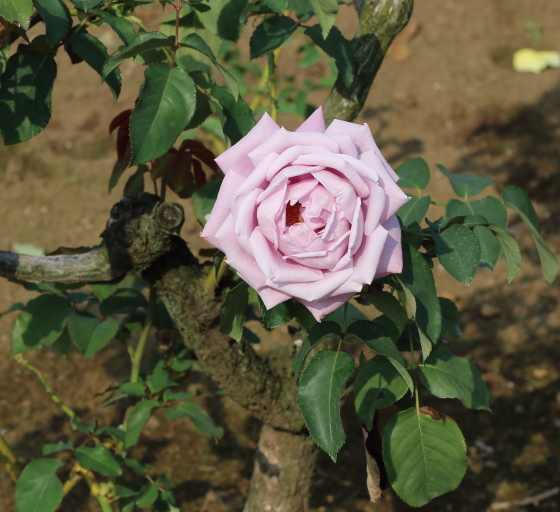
[1,0,560,510]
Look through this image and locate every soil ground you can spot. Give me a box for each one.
[1,0,560,510]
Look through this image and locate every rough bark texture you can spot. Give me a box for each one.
[243,425,318,512]
[323,0,414,125]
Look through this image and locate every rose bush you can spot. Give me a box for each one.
[201,107,410,320]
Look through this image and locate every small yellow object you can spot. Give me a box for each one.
[513,48,560,74]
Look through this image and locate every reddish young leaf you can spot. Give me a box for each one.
[116,121,131,165]
[109,109,132,134]
[151,150,176,181]
[189,146,219,173]
[192,159,207,189]
[168,150,194,198]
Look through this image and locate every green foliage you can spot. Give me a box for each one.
[15,458,63,512]
[397,194,431,226]
[487,224,523,283]
[307,0,338,38]
[292,320,340,377]
[124,400,160,448]
[75,445,123,476]
[395,157,430,191]
[446,196,507,229]
[361,291,407,334]
[297,349,354,461]
[437,164,496,199]
[438,297,461,337]
[33,0,71,46]
[0,0,33,27]
[165,401,223,438]
[250,16,298,60]
[219,281,248,341]
[83,317,119,357]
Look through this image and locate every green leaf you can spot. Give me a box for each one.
[257,297,299,329]
[502,186,558,283]
[102,32,174,79]
[361,291,407,335]
[303,25,353,87]
[263,0,286,12]
[67,32,121,101]
[250,15,297,59]
[383,407,467,507]
[92,9,136,45]
[99,288,147,316]
[192,178,221,226]
[346,320,413,392]
[354,356,409,430]
[75,445,122,477]
[83,317,119,357]
[219,281,248,342]
[124,400,160,448]
[0,0,33,27]
[210,85,255,144]
[12,295,73,354]
[146,369,177,394]
[136,484,159,507]
[433,223,481,285]
[436,164,495,199]
[473,225,501,270]
[15,458,63,512]
[419,345,490,410]
[438,297,461,337]
[487,224,522,283]
[297,349,354,461]
[70,416,96,433]
[120,381,146,396]
[307,0,337,38]
[395,157,430,191]
[68,310,100,351]
[50,327,72,357]
[42,441,73,455]
[69,0,103,10]
[323,302,368,328]
[0,45,9,77]
[114,482,142,498]
[163,389,195,401]
[399,243,442,345]
[196,0,247,42]
[292,320,340,377]
[397,195,431,226]
[446,196,507,229]
[89,283,117,302]
[130,63,196,165]
[33,0,70,46]
[0,52,56,144]
[164,402,223,438]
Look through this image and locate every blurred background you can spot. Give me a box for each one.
[1,0,560,510]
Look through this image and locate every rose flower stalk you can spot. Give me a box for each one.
[201,107,409,321]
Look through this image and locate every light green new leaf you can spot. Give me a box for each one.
[297,349,355,461]
[0,52,56,145]
[0,0,33,27]
[308,0,337,38]
[383,407,467,507]
[219,281,248,341]
[487,224,522,283]
[433,223,481,285]
[502,186,558,283]
[292,320,340,377]
[33,0,71,46]
[124,400,160,448]
[250,16,298,59]
[473,224,501,270]
[354,356,408,430]
[15,458,63,512]
[130,63,196,165]
[395,157,430,191]
[12,295,73,354]
[75,445,122,477]
[83,317,119,357]
[397,195,431,226]
[419,345,490,410]
[437,164,495,199]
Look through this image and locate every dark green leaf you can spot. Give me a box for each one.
[473,225,501,270]
[219,281,248,342]
[75,445,122,477]
[123,165,146,195]
[210,85,255,144]
[297,349,354,461]
[354,356,408,430]
[119,497,136,512]
[0,0,33,27]
[124,458,146,475]
[50,327,72,357]
[12,294,73,354]
[303,24,352,87]
[15,458,62,512]
[114,482,142,498]
[92,9,136,45]
[164,402,223,438]
[0,45,9,77]
[487,224,522,283]
[136,484,159,507]
[0,52,56,144]
[361,291,407,334]
[419,345,490,410]
[120,381,146,396]
[264,0,286,11]
[292,320,340,377]
[33,0,70,46]
[99,426,125,443]
[42,441,73,455]
[250,16,297,59]
[163,390,195,401]
[502,186,558,283]
[146,369,177,394]
[185,88,212,130]
[102,32,174,79]
[438,297,461,337]
[70,416,96,433]
[323,302,367,328]
[192,178,221,225]
[83,317,118,357]
[68,310,100,351]
[433,223,481,285]
[397,195,431,226]
[383,407,467,507]
[395,157,430,190]
[89,283,117,302]
[99,288,147,316]
[346,320,413,391]
[436,164,495,199]
[257,297,299,329]
[69,0,103,10]
[307,0,337,38]
[67,32,121,101]
[130,63,196,165]
[196,0,247,42]
[446,196,507,229]
[124,400,160,448]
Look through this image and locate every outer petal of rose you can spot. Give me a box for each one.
[214,113,279,176]
[364,183,386,236]
[256,179,288,248]
[295,106,326,133]
[325,133,358,158]
[255,286,292,310]
[248,129,340,167]
[250,227,323,283]
[214,214,267,290]
[325,120,375,154]
[200,170,246,247]
[234,188,263,256]
[374,215,403,278]
[298,293,356,322]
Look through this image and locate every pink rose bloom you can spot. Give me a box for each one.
[201,107,409,321]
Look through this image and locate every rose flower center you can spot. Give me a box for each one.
[286,202,304,227]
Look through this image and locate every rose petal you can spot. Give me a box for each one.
[215,113,279,176]
[325,120,375,154]
[256,180,288,248]
[374,215,403,278]
[295,106,326,133]
[297,293,356,322]
[364,182,386,235]
[326,133,359,159]
[255,286,292,310]
[311,170,357,221]
[234,188,264,256]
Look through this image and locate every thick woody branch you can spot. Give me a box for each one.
[323,0,414,124]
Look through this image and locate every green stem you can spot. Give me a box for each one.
[397,291,420,410]
[204,258,228,290]
[267,51,278,122]
[0,431,22,481]
[130,286,157,383]
[96,496,114,512]
[430,200,447,207]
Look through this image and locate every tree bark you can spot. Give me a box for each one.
[243,425,318,512]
